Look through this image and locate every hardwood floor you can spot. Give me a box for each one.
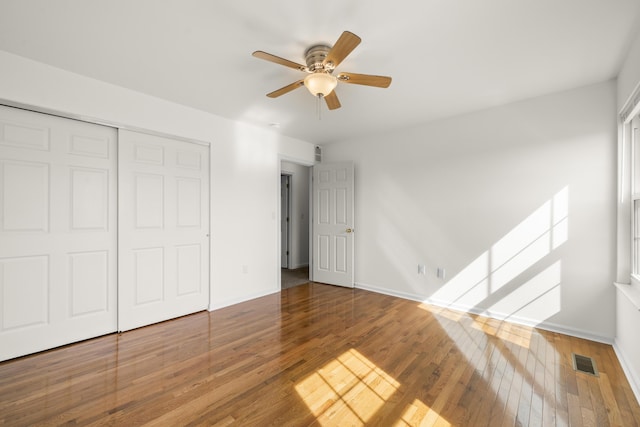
[281,267,310,289]
[1,283,639,426]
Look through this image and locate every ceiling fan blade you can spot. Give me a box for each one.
[252,51,307,71]
[266,80,305,98]
[337,72,392,88]
[324,91,341,110]
[324,31,361,68]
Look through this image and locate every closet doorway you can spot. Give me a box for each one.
[0,105,210,361]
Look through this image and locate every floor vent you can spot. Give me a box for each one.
[572,353,599,376]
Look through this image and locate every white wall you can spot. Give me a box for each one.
[618,28,640,111]
[0,50,316,311]
[281,161,310,269]
[615,27,640,403]
[323,81,617,342]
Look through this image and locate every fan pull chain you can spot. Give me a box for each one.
[316,94,322,120]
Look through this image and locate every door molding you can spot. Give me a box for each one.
[281,174,291,269]
[0,100,211,148]
[278,158,313,289]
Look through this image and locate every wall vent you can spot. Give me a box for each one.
[315,146,322,163]
[572,353,598,376]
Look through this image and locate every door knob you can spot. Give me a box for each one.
[346,228,353,233]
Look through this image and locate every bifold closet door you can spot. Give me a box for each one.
[118,130,210,332]
[0,106,117,361]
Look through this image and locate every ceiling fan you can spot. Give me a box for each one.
[252,31,392,110]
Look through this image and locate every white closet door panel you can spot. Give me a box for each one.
[118,130,209,332]
[2,161,49,231]
[0,106,117,361]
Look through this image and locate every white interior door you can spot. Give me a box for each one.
[312,162,354,287]
[0,106,117,361]
[118,130,209,332]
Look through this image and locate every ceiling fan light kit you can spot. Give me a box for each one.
[304,73,338,96]
[252,31,392,111]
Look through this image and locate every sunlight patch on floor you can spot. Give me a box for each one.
[295,349,398,425]
[295,348,427,426]
[426,302,566,426]
[422,304,534,349]
[393,399,451,427]
[419,304,463,321]
[471,316,533,349]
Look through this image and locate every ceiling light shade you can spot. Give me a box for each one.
[304,73,338,96]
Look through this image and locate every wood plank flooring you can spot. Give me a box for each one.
[1,283,639,426]
[281,267,310,289]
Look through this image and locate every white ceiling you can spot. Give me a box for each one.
[1,0,639,144]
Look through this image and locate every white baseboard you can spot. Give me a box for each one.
[209,288,279,311]
[426,296,614,345]
[355,281,614,344]
[355,282,424,302]
[614,340,640,405]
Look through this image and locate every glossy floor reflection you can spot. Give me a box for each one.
[0,283,638,426]
[281,266,310,289]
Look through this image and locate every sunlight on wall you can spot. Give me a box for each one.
[490,200,554,293]
[429,186,568,324]
[488,261,562,323]
[295,349,444,426]
[409,187,571,423]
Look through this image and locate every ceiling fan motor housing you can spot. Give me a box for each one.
[305,45,333,72]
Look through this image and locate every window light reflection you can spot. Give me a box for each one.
[295,348,441,426]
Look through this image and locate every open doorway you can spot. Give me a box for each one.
[280,161,311,289]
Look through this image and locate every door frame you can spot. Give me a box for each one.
[281,173,291,269]
[278,157,313,289]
